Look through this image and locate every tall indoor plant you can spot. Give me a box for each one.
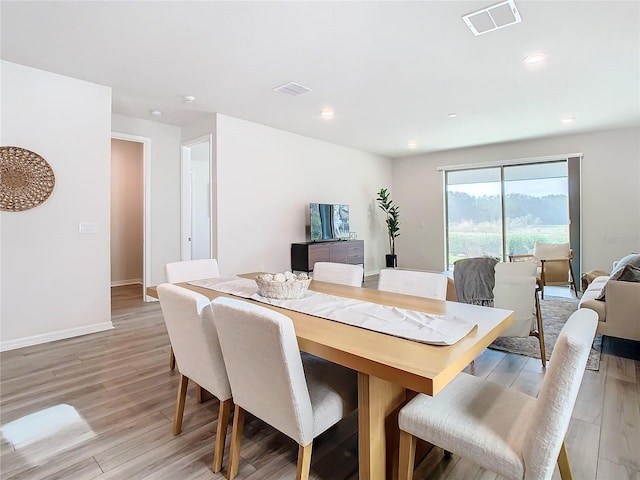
[376,188,400,267]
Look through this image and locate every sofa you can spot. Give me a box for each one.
[578,258,640,341]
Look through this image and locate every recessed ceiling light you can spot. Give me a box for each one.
[183,95,196,103]
[320,108,334,120]
[562,116,576,124]
[150,110,162,117]
[448,113,459,118]
[408,141,417,149]
[524,52,546,64]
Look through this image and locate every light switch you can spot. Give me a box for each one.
[79,222,98,234]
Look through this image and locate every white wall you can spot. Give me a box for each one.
[0,61,112,350]
[216,114,393,275]
[111,138,143,285]
[111,114,182,286]
[392,127,640,274]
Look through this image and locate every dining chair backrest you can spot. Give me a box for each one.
[494,260,537,280]
[165,258,220,283]
[493,276,537,337]
[521,308,597,479]
[377,269,448,300]
[157,283,231,401]
[212,297,315,446]
[312,262,363,287]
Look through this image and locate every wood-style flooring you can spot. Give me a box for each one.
[1,282,638,480]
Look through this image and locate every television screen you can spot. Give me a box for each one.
[332,204,350,239]
[309,203,349,241]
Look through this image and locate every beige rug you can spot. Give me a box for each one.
[489,296,602,371]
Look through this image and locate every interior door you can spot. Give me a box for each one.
[181,136,212,260]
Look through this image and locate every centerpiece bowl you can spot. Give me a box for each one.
[255,272,311,300]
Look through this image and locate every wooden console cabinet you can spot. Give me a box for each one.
[291,240,364,273]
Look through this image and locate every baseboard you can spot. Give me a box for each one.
[111,279,143,287]
[0,322,114,352]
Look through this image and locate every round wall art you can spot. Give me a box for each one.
[0,146,56,212]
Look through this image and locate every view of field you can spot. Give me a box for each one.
[447,191,569,268]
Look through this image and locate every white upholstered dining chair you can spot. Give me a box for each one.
[156,284,232,474]
[377,268,448,300]
[211,297,358,480]
[164,258,220,372]
[165,258,220,284]
[397,308,598,480]
[493,261,546,366]
[312,261,363,286]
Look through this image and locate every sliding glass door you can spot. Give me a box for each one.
[446,168,503,268]
[503,162,569,256]
[445,161,570,269]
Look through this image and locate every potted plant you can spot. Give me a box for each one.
[376,188,400,268]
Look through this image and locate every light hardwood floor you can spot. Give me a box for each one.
[1,282,638,480]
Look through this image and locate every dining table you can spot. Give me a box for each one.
[148,272,513,480]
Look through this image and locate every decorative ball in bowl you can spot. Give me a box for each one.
[255,272,311,300]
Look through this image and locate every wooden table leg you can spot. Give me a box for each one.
[358,372,407,480]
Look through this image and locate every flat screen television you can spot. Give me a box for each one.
[310,203,349,241]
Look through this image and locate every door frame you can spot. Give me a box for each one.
[111,132,153,302]
[181,134,213,260]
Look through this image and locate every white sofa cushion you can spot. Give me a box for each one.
[578,278,607,320]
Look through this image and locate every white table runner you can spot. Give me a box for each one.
[189,276,477,345]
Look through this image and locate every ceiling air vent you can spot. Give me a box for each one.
[463,0,522,36]
[273,82,311,96]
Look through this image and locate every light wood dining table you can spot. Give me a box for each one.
[148,273,513,480]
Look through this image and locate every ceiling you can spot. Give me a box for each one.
[2,1,639,158]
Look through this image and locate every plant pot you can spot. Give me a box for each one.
[385,254,397,268]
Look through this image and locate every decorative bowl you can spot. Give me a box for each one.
[255,272,311,300]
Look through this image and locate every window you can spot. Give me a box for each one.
[445,160,575,270]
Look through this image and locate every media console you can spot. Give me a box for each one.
[291,240,364,273]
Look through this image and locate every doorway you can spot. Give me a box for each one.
[111,132,152,301]
[181,135,212,260]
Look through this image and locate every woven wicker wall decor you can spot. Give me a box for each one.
[0,146,56,212]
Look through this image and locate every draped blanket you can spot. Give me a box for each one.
[453,257,498,307]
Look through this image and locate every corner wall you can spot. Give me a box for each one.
[1,61,112,350]
[392,127,640,273]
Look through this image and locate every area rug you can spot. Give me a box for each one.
[489,296,602,370]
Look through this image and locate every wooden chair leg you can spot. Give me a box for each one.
[296,442,313,480]
[169,347,176,370]
[173,375,189,435]
[196,384,203,403]
[568,262,578,296]
[557,440,573,480]
[228,405,245,480]
[398,430,417,480]
[535,294,547,367]
[212,398,232,473]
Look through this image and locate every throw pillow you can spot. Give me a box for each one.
[533,242,570,260]
[596,256,640,301]
[618,264,640,282]
[612,253,640,272]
